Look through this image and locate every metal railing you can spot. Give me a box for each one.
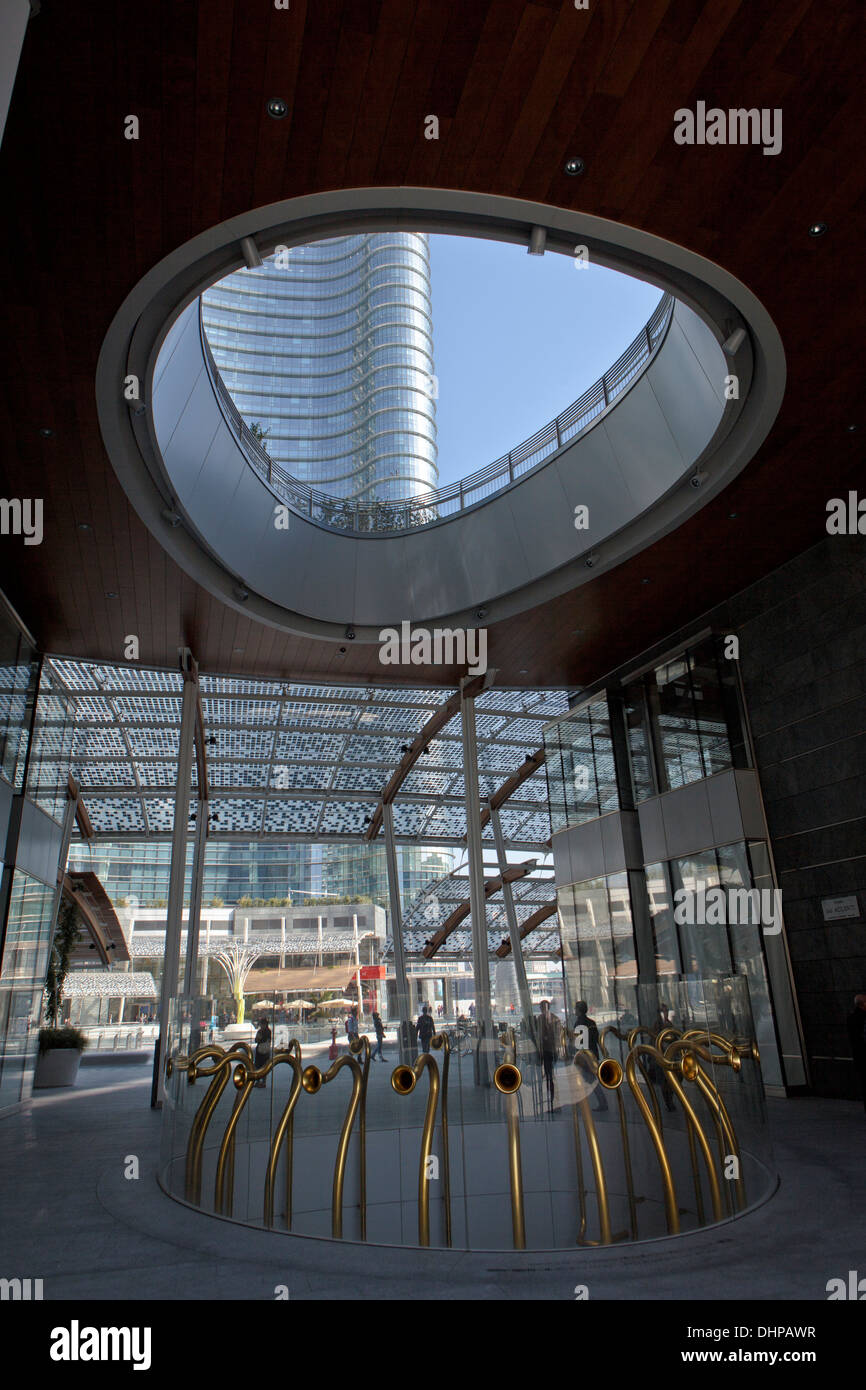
[198,292,674,536]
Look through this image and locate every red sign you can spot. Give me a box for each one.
[359,965,386,980]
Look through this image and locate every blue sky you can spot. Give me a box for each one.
[428,235,662,488]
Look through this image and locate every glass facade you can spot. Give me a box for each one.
[0,606,38,789]
[0,873,55,1109]
[544,695,619,832]
[623,636,749,798]
[545,634,795,1091]
[0,602,80,1109]
[201,233,438,502]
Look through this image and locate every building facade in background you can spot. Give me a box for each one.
[201,233,438,503]
[67,839,454,919]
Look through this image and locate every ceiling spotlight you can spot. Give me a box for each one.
[807,222,827,237]
[39,427,55,438]
[528,226,547,256]
[267,97,288,119]
[723,327,747,356]
[338,646,346,655]
[105,591,118,598]
[690,471,708,490]
[564,157,585,176]
[77,522,92,531]
[729,511,738,519]
[161,506,181,527]
[345,625,356,640]
[240,235,263,269]
[584,551,599,569]
[846,423,858,433]
[475,607,489,620]
[233,585,249,602]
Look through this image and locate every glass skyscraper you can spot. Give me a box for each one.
[201,233,438,502]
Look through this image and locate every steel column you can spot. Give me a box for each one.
[489,802,534,1031]
[182,808,207,996]
[151,663,197,1107]
[461,680,492,1080]
[383,800,411,1061]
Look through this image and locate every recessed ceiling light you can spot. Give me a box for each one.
[338,647,347,655]
[232,646,244,653]
[564,157,585,176]
[105,591,118,598]
[729,511,738,519]
[267,98,288,119]
[807,222,827,237]
[519,668,528,674]
[846,423,858,433]
[78,522,92,531]
[39,427,54,437]
[641,578,650,584]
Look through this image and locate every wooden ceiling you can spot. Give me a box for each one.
[1,0,863,689]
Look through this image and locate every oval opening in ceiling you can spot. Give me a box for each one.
[199,231,663,508]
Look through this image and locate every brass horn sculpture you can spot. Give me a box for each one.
[390,1048,441,1247]
[494,1029,526,1250]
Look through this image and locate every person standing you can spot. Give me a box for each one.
[372,1010,387,1062]
[538,1000,562,1112]
[254,1016,272,1088]
[346,1007,359,1050]
[573,1001,609,1112]
[417,1004,435,1054]
[846,993,866,1113]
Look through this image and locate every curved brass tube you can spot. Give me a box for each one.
[654,1045,724,1224]
[572,1050,615,1245]
[315,1052,364,1241]
[596,1027,638,1240]
[495,1028,526,1250]
[624,1027,665,1132]
[430,1032,452,1248]
[665,1037,747,1213]
[263,1044,303,1230]
[214,1059,257,1216]
[625,1045,680,1235]
[349,1034,371,1241]
[184,1043,253,1206]
[390,1052,441,1247]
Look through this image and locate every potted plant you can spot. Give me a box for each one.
[35,1025,89,1088]
[35,898,88,1088]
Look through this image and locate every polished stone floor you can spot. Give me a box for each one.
[0,1058,862,1301]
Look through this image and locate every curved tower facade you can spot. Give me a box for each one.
[201,232,437,502]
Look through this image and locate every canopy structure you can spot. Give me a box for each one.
[44,659,570,852]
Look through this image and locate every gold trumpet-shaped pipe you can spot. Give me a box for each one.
[637,1043,724,1226]
[184,1043,253,1206]
[348,1034,371,1241]
[263,1044,303,1230]
[214,1044,288,1218]
[430,1033,453,1248]
[597,1027,639,1240]
[625,1044,680,1235]
[312,1052,365,1241]
[494,1028,526,1251]
[572,1050,618,1246]
[664,1037,747,1213]
[390,1053,441,1247]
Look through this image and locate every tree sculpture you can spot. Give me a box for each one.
[212,940,263,1025]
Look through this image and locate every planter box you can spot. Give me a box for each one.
[34,1048,82,1089]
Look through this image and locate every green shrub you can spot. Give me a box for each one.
[39,1026,89,1054]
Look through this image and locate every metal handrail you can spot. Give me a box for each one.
[198,292,674,536]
